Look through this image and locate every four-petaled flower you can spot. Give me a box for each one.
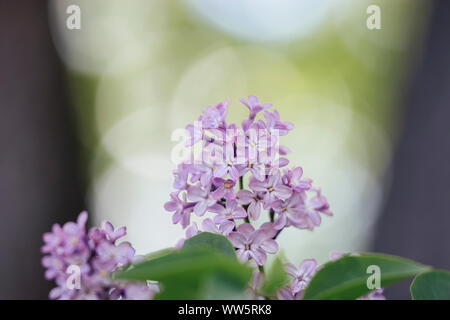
[235,189,264,220]
[272,193,304,230]
[212,199,247,224]
[164,192,194,228]
[212,177,236,200]
[240,95,272,121]
[187,184,218,216]
[201,218,234,236]
[228,223,278,266]
[249,173,292,208]
[285,259,318,294]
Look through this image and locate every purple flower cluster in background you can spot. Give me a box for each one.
[41,211,157,300]
[165,96,332,266]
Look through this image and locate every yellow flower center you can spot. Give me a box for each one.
[245,244,250,250]
[267,187,274,192]
[224,182,232,188]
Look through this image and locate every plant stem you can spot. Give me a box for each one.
[273,228,282,240]
[240,176,251,223]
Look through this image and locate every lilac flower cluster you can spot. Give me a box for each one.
[41,211,156,300]
[276,252,386,300]
[165,96,332,266]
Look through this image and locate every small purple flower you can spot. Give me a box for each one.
[245,123,276,162]
[240,95,272,121]
[212,199,247,224]
[249,172,292,208]
[285,258,318,294]
[211,177,236,200]
[172,163,190,190]
[272,193,304,230]
[94,241,135,272]
[164,192,195,228]
[236,162,265,181]
[190,163,214,188]
[101,221,126,242]
[283,166,312,192]
[187,184,217,216]
[42,211,88,256]
[228,223,278,266]
[185,122,203,147]
[201,101,229,129]
[235,189,264,220]
[259,109,293,137]
[201,218,234,236]
[212,142,241,180]
[293,189,332,230]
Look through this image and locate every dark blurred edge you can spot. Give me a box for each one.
[0,1,85,298]
[372,0,450,299]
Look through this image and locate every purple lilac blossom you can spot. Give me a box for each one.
[164,96,332,267]
[41,211,156,300]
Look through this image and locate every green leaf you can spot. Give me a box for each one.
[115,246,252,299]
[144,247,174,261]
[410,270,450,300]
[182,232,236,259]
[302,253,430,300]
[260,257,288,297]
[200,274,249,300]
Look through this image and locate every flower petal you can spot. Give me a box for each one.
[236,223,255,238]
[227,232,246,249]
[249,248,267,266]
[260,239,278,254]
[298,258,318,278]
